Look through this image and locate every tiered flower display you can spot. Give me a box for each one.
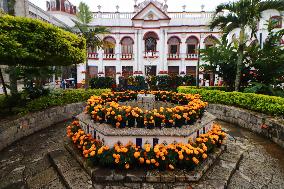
[85,91,208,129]
[66,120,226,170]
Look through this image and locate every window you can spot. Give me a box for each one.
[187,44,196,54]
[168,37,180,54]
[186,36,199,54]
[105,66,116,78]
[144,32,159,52]
[89,66,98,78]
[270,16,282,28]
[168,66,179,76]
[121,37,134,54]
[122,66,133,77]
[103,36,116,54]
[186,66,196,77]
[204,36,219,49]
[145,37,157,51]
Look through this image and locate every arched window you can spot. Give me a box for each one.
[204,36,219,49]
[64,0,70,12]
[186,36,199,54]
[168,36,181,55]
[144,32,159,52]
[270,16,282,28]
[103,36,116,54]
[120,37,134,55]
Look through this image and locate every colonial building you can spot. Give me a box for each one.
[77,0,223,85]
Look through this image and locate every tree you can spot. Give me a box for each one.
[245,25,284,96]
[75,2,110,89]
[210,0,284,91]
[201,39,251,90]
[0,15,86,96]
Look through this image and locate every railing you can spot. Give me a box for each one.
[167,54,181,60]
[88,53,99,59]
[144,51,159,58]
[185,54,199,59]
[120,54,133,60]
[103,53,116,60]
[168,12,215,19]
[93,12,134,19]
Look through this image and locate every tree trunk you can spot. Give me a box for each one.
[234,28,245,91]
[9,66,18,95]
[84,51,89,89]
[0,67,8,96]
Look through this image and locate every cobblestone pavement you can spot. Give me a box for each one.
[0,121,71,189]
[0,120,284,189]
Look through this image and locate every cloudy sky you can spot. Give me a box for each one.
[30,0,232,12]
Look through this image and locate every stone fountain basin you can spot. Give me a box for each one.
[77,111,216,147]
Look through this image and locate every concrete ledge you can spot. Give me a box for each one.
[207,104,284,148]
[64,138,226,183]
[0,102,85,151]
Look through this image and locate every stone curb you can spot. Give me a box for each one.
[207,104,284,148]
[64,138,226,184]
[0,102,86,151]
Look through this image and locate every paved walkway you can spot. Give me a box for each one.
[0,120,283,189]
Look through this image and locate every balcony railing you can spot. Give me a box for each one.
[185,54,199,60]
[120,54,133,60]
[144,51,159,58]
[88,52,99,60]
[167,54,181,60]
[103,53,116,60]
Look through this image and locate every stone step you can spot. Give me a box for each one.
[190,140,244,189]
[48,149,93,189]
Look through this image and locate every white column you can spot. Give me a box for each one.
[163,29,168,71]
[138,30,143,72]
[180,37,186,73]
[98,48,104,73]
[134,30,139,71]
[116,35,121,84]
[159,29,164,72]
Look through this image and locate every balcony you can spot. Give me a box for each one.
[120,54,133,60]
[103,53,116,60]
[185,54,199,60]
[167,54,181,60]
[88,53,99,60]
[144,51,159,58]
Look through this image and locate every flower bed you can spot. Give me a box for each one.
[66,120,226,170]
[85,91,208,129]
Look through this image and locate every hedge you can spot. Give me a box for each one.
[178,86,284,116]
[19,89,110,115]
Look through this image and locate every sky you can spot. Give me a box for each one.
[29,0,232,12]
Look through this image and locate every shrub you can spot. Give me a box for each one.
[90,77,115,89]
[0,89,110,117]
[178,86,284,116]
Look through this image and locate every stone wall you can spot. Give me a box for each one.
[0,102,85,151]
[207,104,284,148]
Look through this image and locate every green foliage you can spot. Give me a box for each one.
[89,77,115,89]
[201,39,251,90]
[77,2,93,24]
[0,15,86,66]
[0,89,110,118]
[183,86,231,92]
[178,86,284,116]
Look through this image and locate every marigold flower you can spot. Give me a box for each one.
[146,159,151,164]
[202,153,207,159]
[90,151,96,157]
[151,159,156,164]
[134,152,140,158]
[125,163,130,169]
[169,164,174,170]
[139,157,144,164]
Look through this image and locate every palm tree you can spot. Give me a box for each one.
[210,0,284,91]
[75,2,110,89]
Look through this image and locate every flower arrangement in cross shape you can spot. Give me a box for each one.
[66,120,226,170]
[85,91,208,129]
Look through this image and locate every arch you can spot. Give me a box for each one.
[120,36,134,45]
[203,35,219,45]
[143,31,159,40]
[270,16,282,28]
[186,36,199,44]
[103,36,116,44]
[167,36,181,44]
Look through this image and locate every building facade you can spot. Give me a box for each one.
[77,0,223,85]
